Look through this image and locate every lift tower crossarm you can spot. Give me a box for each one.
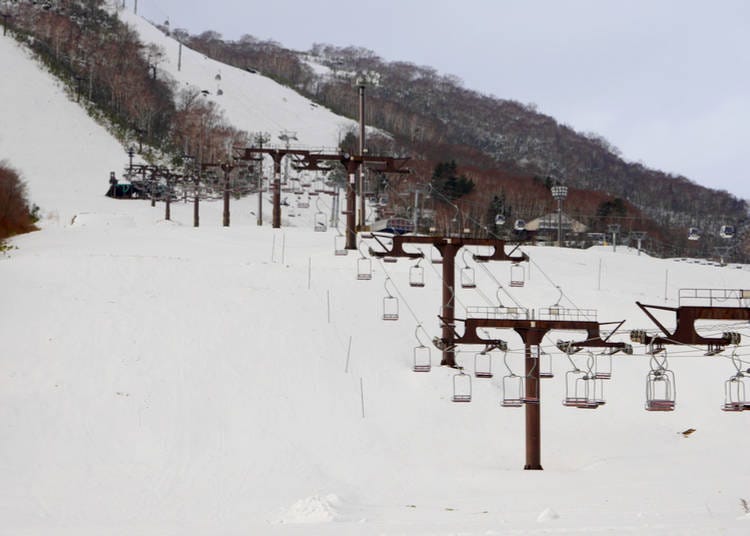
[632,301,748,352]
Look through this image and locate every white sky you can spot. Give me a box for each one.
[131,0,750,199]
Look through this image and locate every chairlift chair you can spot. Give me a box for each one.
[334,233,348,256]
[514,219,526,231]
[357,257,372,280]
[413,345,432,373]
[510,263,525,288]
[494,214,506,226]
[474,351,493,378]
[722,373,748,412]
[409,262,425,288]
[501,374,524,407]
[645,369,676,411]
[356,240,372,280]
[461,266,477,289]
[382,278,399,321]
[687,227,701,241]
[539,348,554,379]
[452,370,472,402]
[562,369,589,408]
[594,352,612,380]
[314,212,327,232]
[720,225,736,239]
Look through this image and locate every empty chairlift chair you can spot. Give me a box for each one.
[645,363,676,412]
[723,373,749,412]
[720,225,736,239]
[563,368,589,408]
[452,370,472,403]
[412,326,432,372]
[594,351,612,380]
[382,278,399,321]
[356,240,372,280]
[501,352,523,407]
[474,351,493,378]
[510,262,525,288]
[460,250,476,289]
[538,348,554,379]
[409,261,425,288]
[334,231,348,256]
[722,350,749,411]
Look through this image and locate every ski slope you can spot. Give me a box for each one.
[2,20,750,536]
[117,6,360,150]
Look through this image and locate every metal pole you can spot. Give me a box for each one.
[222,168,230,227]
[358,84,366,230]
[413,188,420,232]
[524,340,542,470]
[440,242,458,367]
[257,173,263,226]
[272,156,281,229]
[557,198,563,247]
[177,42,182,72]
[345,171,357,249]
[193,174,199,227]
[165,174,171,221]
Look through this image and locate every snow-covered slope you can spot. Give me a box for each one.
[2,20,750,536]
[116,7,359,149]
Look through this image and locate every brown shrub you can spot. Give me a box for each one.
[0,162,36,240]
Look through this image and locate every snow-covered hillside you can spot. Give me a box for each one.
[2,17,750,536]
[116,6,360,149]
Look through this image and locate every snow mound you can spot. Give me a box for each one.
[275,494,343,524]
[70,212,135,228]
[537,507,560,522]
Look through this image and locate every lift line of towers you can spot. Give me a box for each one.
[116,146,750,471]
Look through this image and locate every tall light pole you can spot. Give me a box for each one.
[632,231,647,256]
[356,78,366,230]
[551,185,568,247]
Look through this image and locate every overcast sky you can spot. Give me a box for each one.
[130,0,750,200]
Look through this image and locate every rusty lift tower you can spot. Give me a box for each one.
[238,147,409,243]
[367,232,630,470]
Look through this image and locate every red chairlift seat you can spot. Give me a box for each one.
[645,368,676,412]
